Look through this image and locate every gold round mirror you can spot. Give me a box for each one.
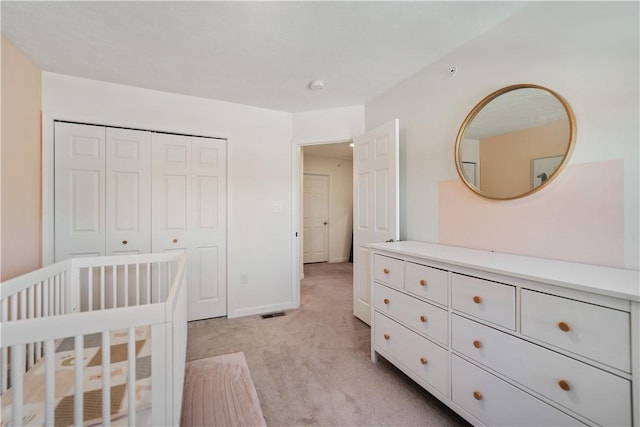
[455,84,576,200]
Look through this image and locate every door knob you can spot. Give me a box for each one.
[323,221,328,226]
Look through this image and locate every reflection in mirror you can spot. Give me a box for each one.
[455,84,575,200]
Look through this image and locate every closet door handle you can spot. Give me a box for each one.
[558,380,571,391]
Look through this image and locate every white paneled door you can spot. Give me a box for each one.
[353,119,399,325]
[54,122,107,260]
[152,133,227,321]
[303,174,329,264]
[106,127,151,256]
[55,121,227,320]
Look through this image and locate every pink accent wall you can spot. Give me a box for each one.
[439,160,624,267]
[1,36,42,280]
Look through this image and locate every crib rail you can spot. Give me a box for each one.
[0,251,188,427]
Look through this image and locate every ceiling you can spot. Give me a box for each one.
[304,142,353,160]
[1,1,530,113]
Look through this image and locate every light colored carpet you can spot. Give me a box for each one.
[181,352,267,427]
[186,262,470,426]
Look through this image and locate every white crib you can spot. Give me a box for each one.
[0,251,187,427]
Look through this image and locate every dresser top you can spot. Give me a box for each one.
[369,241,640,302]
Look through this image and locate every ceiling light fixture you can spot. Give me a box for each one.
[308,80,325,91]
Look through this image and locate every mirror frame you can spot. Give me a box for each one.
[454,83,577,200]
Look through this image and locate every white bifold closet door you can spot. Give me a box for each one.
[54,122,227,320]
[55,123,151,259]
[151,133,227,320]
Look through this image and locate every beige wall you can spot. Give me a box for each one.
[1,36,42,280]
[480,120,570,198]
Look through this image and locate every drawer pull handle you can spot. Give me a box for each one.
[558,380,571,391]
[473,340,482,349]
[420,279,427,287]
[383,333,390,340]
[558,321,571,332]
[420,357,428,365]
[473,391,483,401]
[173,238,178,244]
[473,296,482,304]
[420,315,427,323]
[383,268,390,274]
[384,298,390,304]
[122,240,128,245]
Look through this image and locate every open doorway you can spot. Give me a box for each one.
[300,142,353,277]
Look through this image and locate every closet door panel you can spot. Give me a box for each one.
[151,133,191,253]
[106,128,151,255]
[54,122,106,261]
[189,137,227,320]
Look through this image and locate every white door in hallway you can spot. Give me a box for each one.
[353,119,399,325]
[152,133,227,321]
[303,174,329,263]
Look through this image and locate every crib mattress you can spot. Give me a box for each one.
[1,327,152,427]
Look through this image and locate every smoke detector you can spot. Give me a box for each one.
[308,80,325,91]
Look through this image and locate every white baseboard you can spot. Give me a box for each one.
[228,301,298,319]
[330,257,349,263]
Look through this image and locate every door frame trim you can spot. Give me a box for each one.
[290,139,352,310]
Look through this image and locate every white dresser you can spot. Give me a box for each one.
[369,241,639,427]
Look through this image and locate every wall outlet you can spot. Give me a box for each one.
[240,273,248,284]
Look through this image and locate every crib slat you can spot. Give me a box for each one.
[112,265,118,309]
[124,264,129,307]
[36,282,43,360]
[45,340,56,426]
[101,265,106,310]
[1,297,7,392]
[11,344,25,427]
[20,289,27,321]
[146,263,151,304]
[88,266,94,311]
[54,274,60,315]
[27,287,35,368]
[60,272,66,313]
[44,278,50,317]
[11,294,18,321]
[102,331,111,426]
[128,327,137,427]
[74,334,84,426]
[135,263,140,306]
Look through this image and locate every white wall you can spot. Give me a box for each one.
[366,2,639,269]
[303,154,353,263]
[42,72,294,317]
[293,105,364,144]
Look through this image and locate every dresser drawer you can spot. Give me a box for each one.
[452,355,583,426]
[373,254,405,290]
[451,273,515,330]
[374,312,449,397]
[374,283,448,345]
[405,262,448,306]
[452,315,632,426]
[521,289,631,372]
